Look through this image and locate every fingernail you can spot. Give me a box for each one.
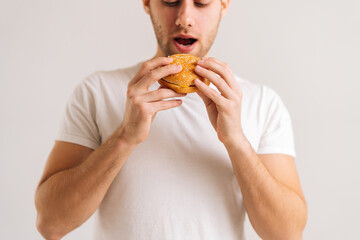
[195,65,202,70]
[197,60,204,64]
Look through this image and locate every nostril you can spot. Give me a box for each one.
[175,15,194,28]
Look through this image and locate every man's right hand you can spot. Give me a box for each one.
[35,57,185,240]
[118,57,186,145]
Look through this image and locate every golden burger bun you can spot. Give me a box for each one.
[159,54,210,93]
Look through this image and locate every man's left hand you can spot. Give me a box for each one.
[194,57,243,146]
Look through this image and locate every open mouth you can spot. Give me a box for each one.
[174,38,198,46]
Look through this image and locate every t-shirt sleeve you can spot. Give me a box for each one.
[257,86,296,158]
[55,74,101,150]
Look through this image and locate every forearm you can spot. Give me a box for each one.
[225,136,307,240]
[35,129,137,239]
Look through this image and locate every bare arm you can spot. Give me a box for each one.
[35,57,185,240]
[226,136,307,240]
[35,132,135,240]
[193,57,307,239]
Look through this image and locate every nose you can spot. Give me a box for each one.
[175,1,194,28]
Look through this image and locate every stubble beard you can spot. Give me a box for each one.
[149,12,221,57]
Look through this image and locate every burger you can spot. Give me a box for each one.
[159,54,210,93]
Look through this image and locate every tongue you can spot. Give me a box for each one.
[176,38,195,46]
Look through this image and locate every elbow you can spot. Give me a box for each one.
[273,220,307,240]
[276,232,303,240]
[36,214,65,240]
[262,228,303,240]
[264,215,307,240]
[282,233,304,240]
[35,187,67,240]
[279,203,308,240]
[278,220,307,240]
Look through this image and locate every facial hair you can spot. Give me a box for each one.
[149,10,222,57]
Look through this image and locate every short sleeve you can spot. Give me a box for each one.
[257,86,296,158]
[55,74,101,150]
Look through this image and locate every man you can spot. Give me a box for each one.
[35,0,307,239]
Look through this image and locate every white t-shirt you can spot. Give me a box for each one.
[56,62,296,240]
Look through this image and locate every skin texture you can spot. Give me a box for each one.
[144,0,226,58]
[194,57,307,239]
[35,58,187,239]
[35,1,307,239]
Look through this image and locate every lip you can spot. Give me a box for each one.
[172,34,198,54]
[173,39,197,53]
[173,34,197,39]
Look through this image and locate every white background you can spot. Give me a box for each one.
[1,0,359,239]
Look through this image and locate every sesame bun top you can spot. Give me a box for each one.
[160,54,209,93]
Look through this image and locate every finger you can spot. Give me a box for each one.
[150,99,183,112]
[194,78,224,106]
[129,57,173,87]
[196,89,213,107]
[195,65,234,99]
[142,88,187,102]
[135,64,182,92]
[197,58,238,90]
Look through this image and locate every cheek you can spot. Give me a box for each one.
[155,10,176,30]
[208,9,221,24]
[197,12,219,34]
[151,8,170,29]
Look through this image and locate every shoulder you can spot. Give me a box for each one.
[96,62,142,83]
[234,75,281,104]
[234,75,291,124]
[77,62,142,95]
